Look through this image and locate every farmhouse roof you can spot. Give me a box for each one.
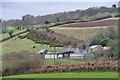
[89,45,102,49]
[37,49,48,54]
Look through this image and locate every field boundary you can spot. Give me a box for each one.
[51,26,109,29]
[0,30,28,43]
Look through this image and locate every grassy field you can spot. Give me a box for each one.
[44,58,85,64]
[4,72,118,78]
[1,27,108,55]
[1,37,62,55]
[1,58,84,68]
[0,29,26,40]
[51,27,106,41]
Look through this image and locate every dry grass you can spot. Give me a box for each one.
[51,27,107,42]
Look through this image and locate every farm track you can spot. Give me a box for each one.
[51,26,109,29]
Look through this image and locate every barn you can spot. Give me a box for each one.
[44,47,92,59]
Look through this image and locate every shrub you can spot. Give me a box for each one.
[88,26,118,60]
[26,29,81,48]
[26,60,119,74]
[89,35,109,47]
[115,14,120,17]
[2,51,43,76]
[18,35,26,39]
[89,12,112,21]
[107,40,118,60]
[8,30,13,37]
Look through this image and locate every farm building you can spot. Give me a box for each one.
[36,49,48,59]
[89,45,110,52]
[70,53,84,59]
[44,47,93,59]
[37,49,48,54]
[45,51,74,59]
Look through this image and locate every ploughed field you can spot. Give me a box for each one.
[62,19,118,28]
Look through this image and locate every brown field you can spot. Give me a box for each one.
[28,60,119,74]
[3,60,119,76]
[62,19,118,28]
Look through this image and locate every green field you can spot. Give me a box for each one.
[1,58,84,68]
[1,27,105,55]
[1,20,119,79]
[1,37,62,55]
[0,29,26,40]
[44,58,85,64]
[4,72,118,78]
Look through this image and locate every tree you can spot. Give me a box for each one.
[106,39,118,60]
[44,20,49,25]
[0,19,2,33]
[112,4,116,8]
[4,6,117,26]
[8,30,13,37]
[7,27,14,37]
[2,20,7,33]
[56,17,60,22]
[88,26,118,60]
[22,14,34,26]
[0,19,2,23]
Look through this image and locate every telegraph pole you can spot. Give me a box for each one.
[54,46,56,64]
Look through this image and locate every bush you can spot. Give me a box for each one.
[89,12,112,21]
[26,60,119,74]
[89,34,109,47]
[115,14,120,17]
[18,35,26,39]
[2,51,43,76]
[8,30,13,37]
[88,26,118,60]
[27,29,81,48]
[107,40,118,60]
[104,26,118,40]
